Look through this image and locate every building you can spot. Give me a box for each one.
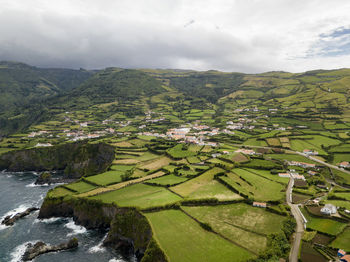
[303,149,318,155]
[320,204,337,215]
[341,255,350,262]
[235,149,255,155]
[278,173,290,178]
[253,202,266,208]
[35,143,52,147]
[339,161,350,168]
[338,249,346,258]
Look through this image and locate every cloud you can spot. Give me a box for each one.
[1,0,350,73]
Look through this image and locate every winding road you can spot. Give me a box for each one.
[286,178,305,262]
[232,143,350,260]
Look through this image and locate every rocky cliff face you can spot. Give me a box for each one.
[0,142,114,178]
[38,197,167,262]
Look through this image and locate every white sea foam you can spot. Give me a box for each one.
[109,259,124,262]
[65,220,87,236]
[33,217,63,224]
[88,233,108,253]
[10,241,39,262]
[0,204,31,230]
[25,182,64,187]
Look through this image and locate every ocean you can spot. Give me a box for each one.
[0,171,134,262]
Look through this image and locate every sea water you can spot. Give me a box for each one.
[0,171,133,262]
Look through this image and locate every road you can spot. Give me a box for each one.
[231,143,350,260]
[233,143,350,175]
[286,178,304,262]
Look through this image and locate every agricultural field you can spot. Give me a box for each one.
[330,227,350,252]
[220,168,285,201]
[301,208,347,236]
[4,66,350,262]
[182,203,286,253]
[90,183,182,209]
[145,209,254,262]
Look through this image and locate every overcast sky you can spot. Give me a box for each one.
[1,0,350,73]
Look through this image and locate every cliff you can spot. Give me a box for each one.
[39,197,167,262]
[0,141,114,178]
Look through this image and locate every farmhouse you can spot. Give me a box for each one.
[278,173,290,178]
[288,161,316,168]
[291,174,305,180]
[341,255,350,262]
[308,171,317,176]
[253,202,267,208]
[35,143,52,147]
[235,149,255,155]
[303,149,318,155]
[320,204,337,215]
[339,161,350,168]
[338,249,346,258]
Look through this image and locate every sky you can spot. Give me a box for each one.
[1,0,350,73]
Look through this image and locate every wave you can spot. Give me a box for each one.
[88,233,108,253]
[109,259,125,262]
[0,204,31,230]
[33,217,64,224]
[65,220,87,236]
[25,182,64,188]
[10,240,39,262]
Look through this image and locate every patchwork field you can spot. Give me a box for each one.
[90,183,182,209]
[182,203,286,253]
[145,209,255,262]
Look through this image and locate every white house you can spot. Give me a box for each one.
[320,204,337,215]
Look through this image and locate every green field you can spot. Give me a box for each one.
[187,180,243,201]
[64,181,96,193]
[330,227,350,252]
[324,200,350,210]
[145,209,254,262]
[221,168,285,201]
[301,208,347,236]
[90,183,182,209]
[84,170,124,186]
[182,203,285,253]
[171,167,224,197]
[167,144,197,158]
[146,174,188,186]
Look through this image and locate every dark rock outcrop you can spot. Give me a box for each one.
[35,171,52,185]
[0,141,114,178]
[38,197,167,262]
[22,238,78,261]
[1,207,39,226]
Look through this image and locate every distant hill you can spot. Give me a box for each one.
[1,62,350,136]
[0,61,94,112]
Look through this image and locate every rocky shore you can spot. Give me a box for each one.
[1,207,39,226]
[22,238,78,261]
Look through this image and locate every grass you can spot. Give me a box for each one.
[170,167,224,197]
[64,181,96,193]
[167,144,197,158]
[265,153,317,164]
[301,208,347,236]
[333,192,350,201]
[47,187,74,198]
[109,164,135,172]
[182,203,285,252]
[144,209,254,262]
[222,168,285,201]
[139,156,171,171]
[90,183,181,209]
[187,180,243,201]
[330,227,350,252]
[146,174,188,186]
[84,170,124,186]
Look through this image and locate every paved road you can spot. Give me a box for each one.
[286,178,304,262]
[232,143,350,260]
[233,143,350,175]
